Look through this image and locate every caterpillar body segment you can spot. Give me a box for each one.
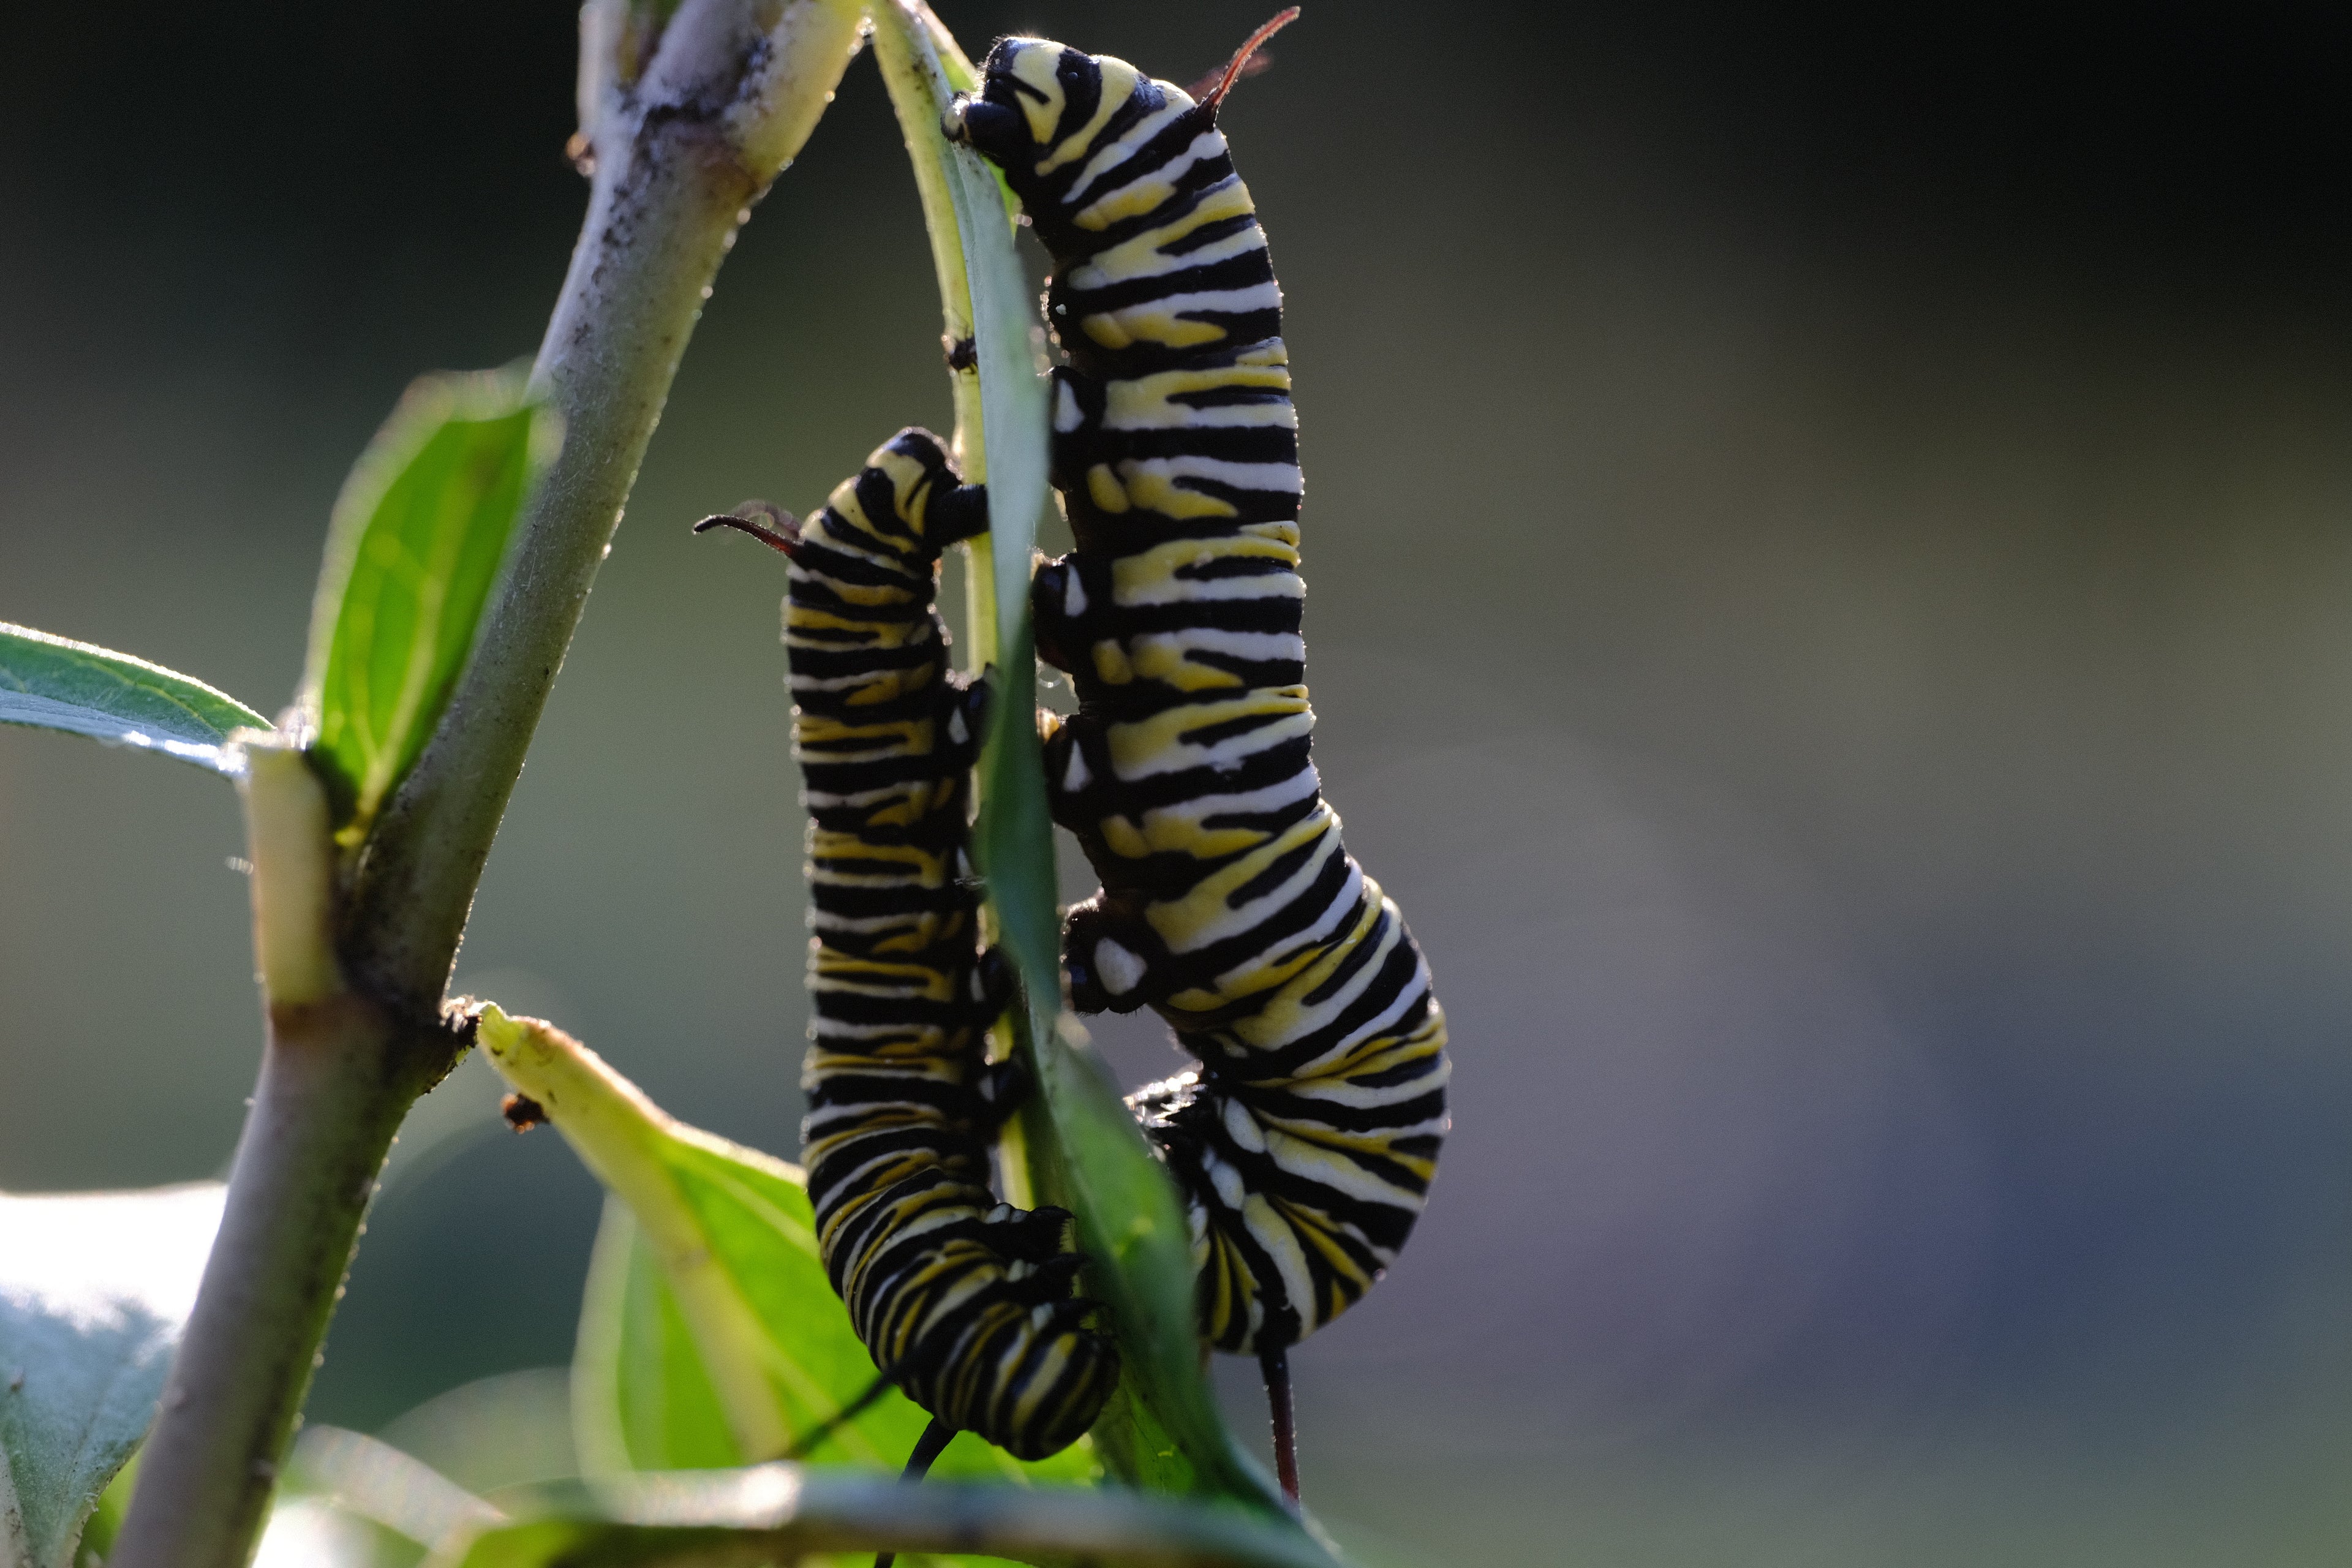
[717,427,1118,1460]
[959,32,1451,1361]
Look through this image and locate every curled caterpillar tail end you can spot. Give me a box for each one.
[1196,7,1302,110]
[997,1333,1122,1461]
[693,502,801,557]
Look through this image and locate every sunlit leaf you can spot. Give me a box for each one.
[573,1202,739,1475]
[285,1425,502,1554]
[374,1368,578,1501]
[866,3,1289,1515]
[475,1009,1093,1499]
[0,622,269,776]
[301,369,559,840]
[69,1457,134,1564]
[0,1183,225,1568]
[249,1496,399,1568]
[424,1464,1342,1568]
[1016,1016,1280,1507]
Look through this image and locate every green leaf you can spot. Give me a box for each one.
[301,369,559,840]
[475,1010,1091,1497]
[0,622,270,775]
[0,1183,225,1568]
[573,1202,739,1475]
[69,1457,134,1563]
[868,1,1025,669]
[251,1496,404,1568]
[283,1425,502,1551]
[424,1466,1343,1568]
[372,1368,578,1501]
[867,5,1291,1517]
[869,6,995,497]
[1008,1017,1268,1507]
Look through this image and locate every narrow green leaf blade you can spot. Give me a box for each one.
[283,1425,502,1550]
[869,0,1026,670]
[424,1466,1344,1568]
[248,1497,396,1567]
[302,369,559,837]
[0,622,270,775]
[1014,1017,1278,1507]
[941,62,1062,993]
[0,1183,226,1568]
[475,1011,1089,1496]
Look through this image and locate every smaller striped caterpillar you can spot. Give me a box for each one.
[697,428,1119,1474]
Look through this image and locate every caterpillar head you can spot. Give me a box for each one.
[954,14,1295,202]
[823,427,988,564]
[954,39,1172,192]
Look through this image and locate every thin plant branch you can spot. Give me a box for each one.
[109,6,864,1562]
[345,0,862,1016]
[110,742,469,1568]
[428,1463,1345,1568]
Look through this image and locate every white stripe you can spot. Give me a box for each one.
[1123,451,1302,494]
[1112,705,1313,780]
[1112,567,1301,610]
[1099,394,1294,432]
[1069,129,1227,222]
[1068,224,1267,291]
[1121,627,1303,665]
[1170,832,1352,956]
[1096,280,1283,322]
[1061,107,1203,205]
[1262,1122,1423,1216]
[1077,223,1270,291]
[1142,763,1321,823]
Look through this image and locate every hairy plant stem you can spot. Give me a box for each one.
[113,745,468,1566]
[112,6,864,1560]
[445,1464,1346,1566]
[345,56,769,1014]
[109,997,461,1568]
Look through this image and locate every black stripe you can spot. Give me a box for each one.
[1167,382,1290,408]
[1063,245,1275,315]
[1095,424,1297,464]
[1160,211,1261,257]
[1175,706,1300,751]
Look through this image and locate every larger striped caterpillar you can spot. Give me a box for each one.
[697,429,1120,1471]
[956,13,1452,1498]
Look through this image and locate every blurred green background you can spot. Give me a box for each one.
[6,2,2352,1562]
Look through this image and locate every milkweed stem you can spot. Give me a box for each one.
[110,5,865,1561]
[342,0,862,1017]
[111,745,468,1568]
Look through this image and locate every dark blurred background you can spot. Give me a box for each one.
[7,2,2352,1562]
